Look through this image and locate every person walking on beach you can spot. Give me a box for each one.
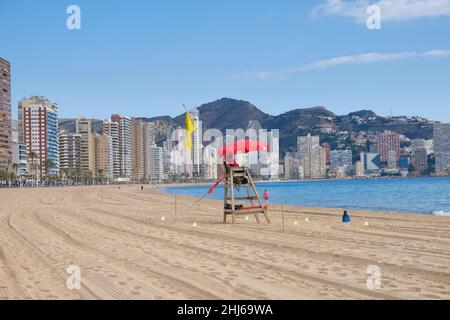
[263,189,270,206]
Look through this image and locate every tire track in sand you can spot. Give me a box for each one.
[30,210,220,300]
[62,205,401,299]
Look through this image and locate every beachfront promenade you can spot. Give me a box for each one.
[0,185,449,300]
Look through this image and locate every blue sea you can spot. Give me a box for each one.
[163,177,450,215]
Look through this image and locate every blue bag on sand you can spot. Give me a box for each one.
[342,211,351,223]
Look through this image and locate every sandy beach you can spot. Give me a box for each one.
[0,185,449,300]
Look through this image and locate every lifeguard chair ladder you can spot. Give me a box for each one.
[223,164,270,224]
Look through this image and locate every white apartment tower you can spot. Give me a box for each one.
[202,145,218,180]
[190,109,203,178]
[434,123,450,173]
[109,115,132,179]
[297,134,326,179]
[144,121,156,179]
[103,119,120,179]
[150,145,164,181]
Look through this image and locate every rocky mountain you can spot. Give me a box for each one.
[59,98,437,156]
[263,106,337,154]
[138,98,272,136]
[59,118,104,134]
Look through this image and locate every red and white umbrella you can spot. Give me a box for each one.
[219,139,268,157]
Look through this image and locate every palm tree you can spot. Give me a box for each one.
[82,171,94,185]
[11,163,19,186]
[44,160,57,186]
[61,168,69,185]
[6,159,12,187]
[29,152,38,186]
[12,163,19,175]
[9,171,16,187]
[75,167,82,185]
[0,169,6,187]
[44,159,56,174]
[96,169,101,185]
[68,169,76,185]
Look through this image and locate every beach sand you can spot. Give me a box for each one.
[0,185,449,300]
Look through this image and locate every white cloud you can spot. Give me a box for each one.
[312,0,450,22]
[248,50,450,79]
[422,49,450,57]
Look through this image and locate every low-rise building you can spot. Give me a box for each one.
[12,142,28,176]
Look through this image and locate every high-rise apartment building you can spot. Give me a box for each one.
[433,123,450,173]
[297,134,326,179]
[144,121,156,178]
[107,115,132,179]
[0,57,12,171]
[150,145,164,181]
[355,161,364,177]
[322,143,331,165]
[375,131,400,163]
[131,118,145,181]
[11,119,18,143]
[164,127,185,177]
[268,131,280,179]
[317,147,327,179]
[18,96,58,143]
[387,149,398,169]
[284,154,297,179]
[202,145,218,180]
[330,150,352,168]
[412,147,428,173]
[58,130,81,174]
[93,133,113,180]
[411,139,433,155]
[20,97,59,177]
[190,109,203,177]
[163,140,175,176]
[103,119,120,178]
[12,142,28,176]
[76,118,95,175]
[259,130,280,179]
[131,119,157,181]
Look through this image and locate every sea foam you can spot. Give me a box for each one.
[433,211,450,216]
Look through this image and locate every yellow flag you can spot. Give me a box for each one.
[184,112,196,150]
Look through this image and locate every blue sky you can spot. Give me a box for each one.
[1,0,450,121]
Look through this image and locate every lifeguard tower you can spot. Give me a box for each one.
[223,163,270,224]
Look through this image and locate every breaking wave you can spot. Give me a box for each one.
[433,211,450,216]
